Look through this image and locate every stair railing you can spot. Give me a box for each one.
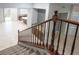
[18,11,79,55]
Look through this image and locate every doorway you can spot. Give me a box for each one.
[4,8,17,22]
[37,9,46,23]
[32,8,46,25]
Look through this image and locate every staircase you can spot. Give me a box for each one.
[18,11,79,55]
[0,11,79,55]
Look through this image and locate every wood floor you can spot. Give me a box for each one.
[0,44,41,55]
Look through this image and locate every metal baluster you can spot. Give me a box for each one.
[46,21,50,48]
[37,26,39,45]
[50,21,56,50]
[40,24,43,46]
[38,25,40,44]
[35,27,37,44]
[31,29,32,43]
[62,23,69,55]
[70,25,78,55]
[43,23,46,47]
[32,27,34,44]
[18,30,19,44]
[31,31,33,43]
[56,21,62,54]
[50,10,58,51]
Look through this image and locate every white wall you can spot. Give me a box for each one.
[4,8,11,17]
[27,9,33,27]
[31,9,38,24]
[0,3,33,8]
[33,3,49,9]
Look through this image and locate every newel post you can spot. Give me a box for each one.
[49,10,59,54]
[18,30,20,44]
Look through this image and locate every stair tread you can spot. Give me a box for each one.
[0,45,24,54]
[0,45,36,55]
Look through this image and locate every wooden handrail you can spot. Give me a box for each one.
[59,19,79,25]
[20,18,79,32]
